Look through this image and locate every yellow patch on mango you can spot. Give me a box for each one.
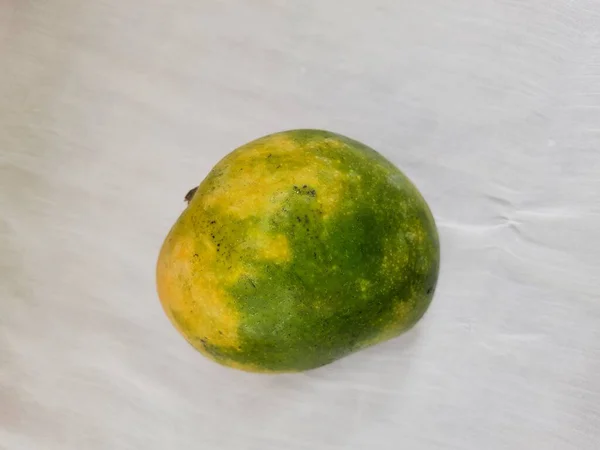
[200,135,348,219]
[156,217,242,349]
[248,231,291,262]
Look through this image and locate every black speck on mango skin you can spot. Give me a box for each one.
[157,129,440,373]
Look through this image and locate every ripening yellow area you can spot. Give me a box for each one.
[156,210,293,356]
[156,223,241,350]
[247,231,290,262]
[156,213,301,372]
[200,133,347,219]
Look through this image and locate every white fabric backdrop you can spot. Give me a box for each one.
[1,1,599,449]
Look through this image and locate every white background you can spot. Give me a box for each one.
[1,1,599,449]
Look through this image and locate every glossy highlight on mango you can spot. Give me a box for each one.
[156,129,440,373]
